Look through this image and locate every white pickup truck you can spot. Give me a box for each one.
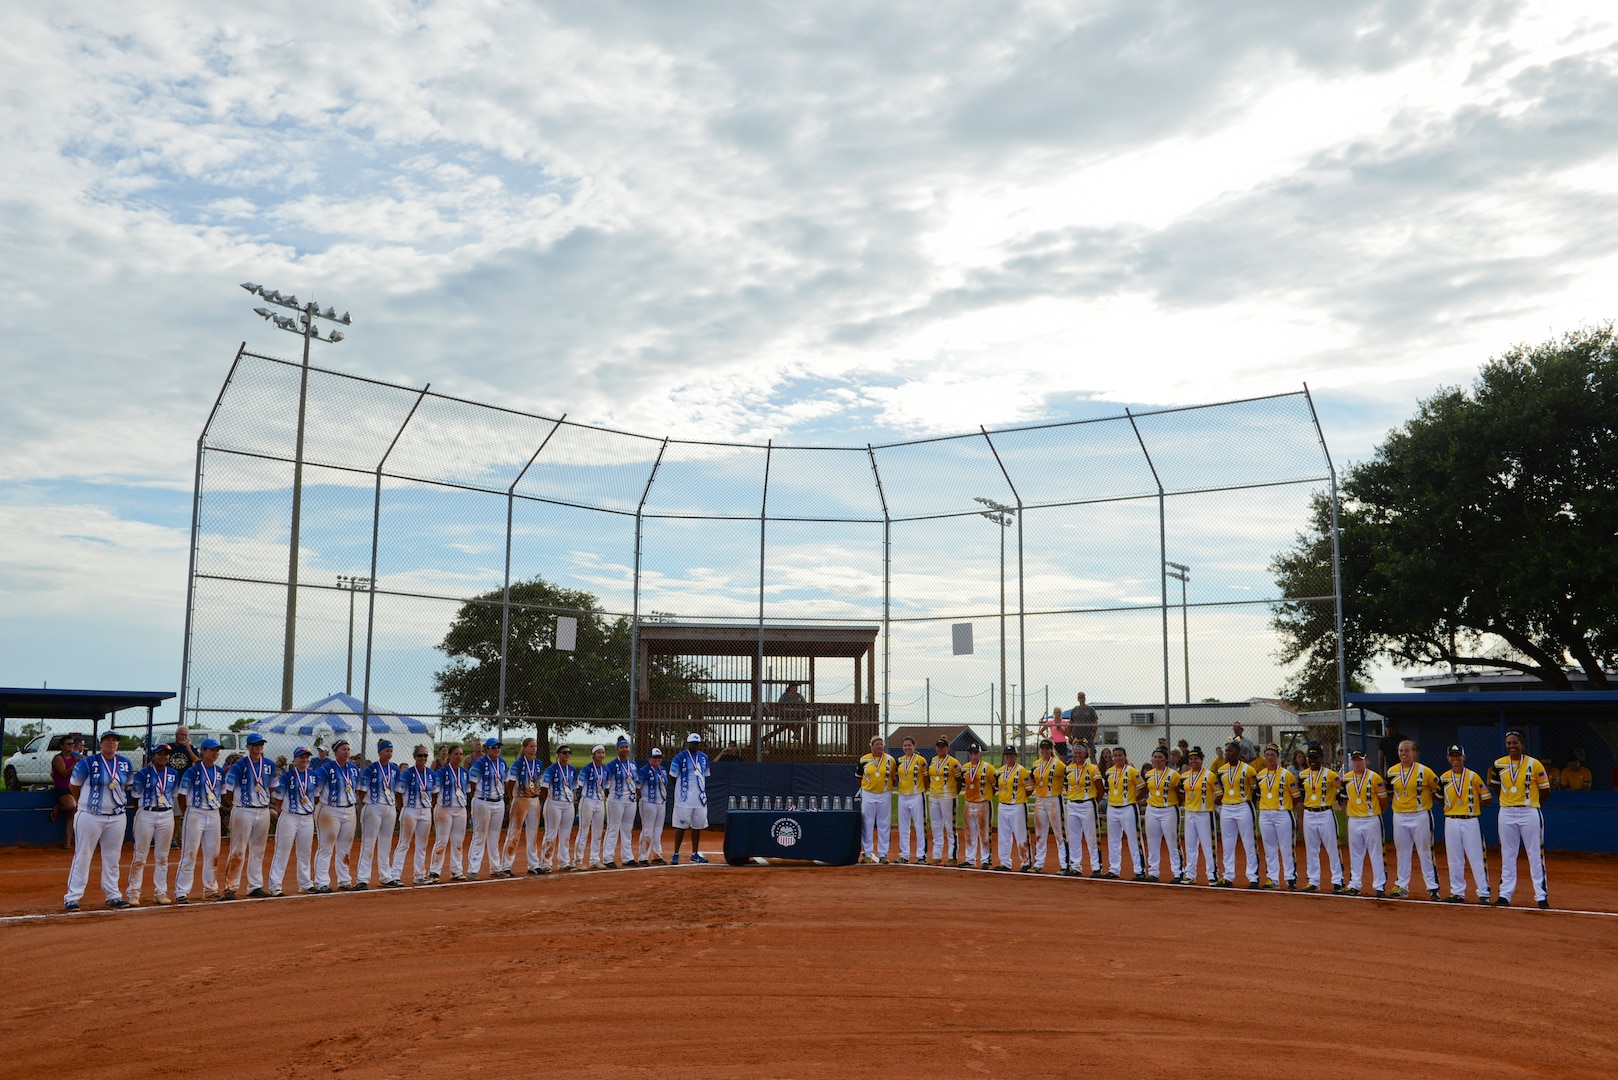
[3,729,243,790]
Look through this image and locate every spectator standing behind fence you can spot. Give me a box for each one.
[1069,693,1099,749]
[50,733,82,847]
[1041,707,1071,761]
[713,741,742,763]
[1561,755,1591,790]
[1230,723,1256,763]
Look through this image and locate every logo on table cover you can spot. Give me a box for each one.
[770,818,802,847]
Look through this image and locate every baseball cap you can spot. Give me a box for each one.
[1447,744,1465,756]
[687,733,702,743]
[966,742,981,753]
[936,737,950,747]
[245,733,266,746]
[293,746,312,758]
[199,738,222,750]
[99,730,120,742]
[1307,743,1323,757]
[649,748,662,757]
[483,737,501,748]
[1002,745,1017,755]
[616,736,629,746]
[377,740,393,751]
[1350,749,1365,759]
[1038,738,1053,749]
[1188,746,1204,757]
[150,743,173,755]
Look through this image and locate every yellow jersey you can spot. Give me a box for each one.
[1386,761,1440,812]
[1063,760,1102,801]
[961,761,995,803]
[1543,765,1561,789]
[1106,765,1144,808]
[1179,767,1218,812]
[895,753,928,796]
[858,753,896,794]
[1298,767,1340,810]
[927,754,961,797]
[1491,755,1551,808]
[995,763,1031,805]
[1030,756,1066,798]
[1341,768,1387,818]
[1217,761,1256,804]
[1441,768,1491,817]
[1561,764,1592,791]
[1255,766,1301,811]
[1144,766,1181,808]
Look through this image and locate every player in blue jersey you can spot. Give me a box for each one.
[128,743,178,906]
[539,745,578,873]
[602,736,640,868]
[313,739,361,892]
[221,733,277,900]
[268,746,319,896]
[669,733,711,865]
[432,744,470,881]
[636,748,668,864]
[391,744,439,886]
[173,738,225,904]
[467,738,510,879]
[64,730,133,911]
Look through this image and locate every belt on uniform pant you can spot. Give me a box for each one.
[1447,814,1479,819]
[478,797,503,802]
[1305,807,1333,813]
[98,811,125,817]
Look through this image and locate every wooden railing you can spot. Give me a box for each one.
[634,701,878,762]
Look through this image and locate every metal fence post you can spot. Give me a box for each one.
[980,428,1026,756]
[1304,384,1349,755]
[498,418,565,743]
[1127,409,1173,750]
[631,439,668,747]
[867,447,891,732]
[756,441,773,762]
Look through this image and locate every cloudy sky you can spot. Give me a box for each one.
[3,0,1615,723]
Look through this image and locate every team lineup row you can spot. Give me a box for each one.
[60,731,714,911]
[853,732,1555,908]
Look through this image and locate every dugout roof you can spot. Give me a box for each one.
[0,688,176,721]
[1347,691,1618,722]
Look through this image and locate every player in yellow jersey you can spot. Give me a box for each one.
[1489,729,1551,908]
[1178,747,1218,885]
[857,736,896,864]
[1296,743,1344,894]
[894,737,928,864]
[1102,747,1147,881]
[993,746,1032,872]
[1338,748,1388,897]
[1142,747,1184,883]
[1385,739,1441,899]
[1029,739,1067,873]
[959,743,995,868]
[1254,743,1301,890]
[926,737,961,865]
[1062,741,1103,876]
[1440,743,1492,905]
[1215,741,1259,888]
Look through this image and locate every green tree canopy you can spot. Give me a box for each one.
[1273,325,1618,698]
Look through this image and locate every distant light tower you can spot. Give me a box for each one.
[1166,561,1190,703]
[336,575,373,695]
[241,282,352,711]
[974,496,1016,744]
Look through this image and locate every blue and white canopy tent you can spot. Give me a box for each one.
[246,692,436,757]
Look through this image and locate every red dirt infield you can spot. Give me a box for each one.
[4,837,1617,1078]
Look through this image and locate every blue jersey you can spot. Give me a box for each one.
[224,755,278,808]
[131,764,179,811]
[604,758,639,799]
[578,762,609,801]
[670,749,709,807]
[438,764,469,808]
[178,762,225,811]
[469,755,508,800]
[277,767,318,815]
[359,760,399,804]
[637,763,668,804]
[315,760,361,807]
[510,756,545,795]
[541,762,578,800]
[71,753,133,815]
[394,765,438,810]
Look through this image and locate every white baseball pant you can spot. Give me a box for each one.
[1065,800,1100,873]
[174,808,221,897]
[1220,803,1258,884]
[269,812,315,892]
[1183,810,1216,883]
[928,795,956,862]
[502,795,542,872]
[604,798,637,864]
[314,805,357,887]
[129,808,175,903]
[997,802,1029,868]
[543,797,576,869]
[224,806,271,891]
[1393,810,1438,892]
[637,801,665,860]
[65,812,125,905]
[860,793,891,860]
[356,801,398,884]
[1145,806,1183,879]
[1107,804,1142,876]
[897,793,925,860]
[1258,809,1296,885]
[431,804,467,877]
[1033,796,1066,871]
[1345,815,1386,891]
[575,798,606,867]
[1498,805,1547,902]
[393,806,433,882]
[1444,816,1490,900]
[467,798,505,875]
[962,801,990,866]
[1302,809,1343,887]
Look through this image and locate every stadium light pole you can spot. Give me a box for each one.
[1166,561,1190,703]
[336,574,372,696]
[241,283,352,711]
[975,497,1015,745]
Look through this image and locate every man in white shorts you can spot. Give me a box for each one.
[539,744,578,872]
[575,745,610,869]
[267,746,318,896]
[669,733,711,864]
[602,736,640,868]
[127,743,178,906]
[636,748,668,864]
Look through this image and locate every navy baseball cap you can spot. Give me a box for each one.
[99,730,120,742]
[245,733,266,745]
[616,736,629,746]
[199,738,222,750]
[1350,748,1366,759]
[1448,744,1465,756]
[293,746,312,758]
[151,743,173,755]
[377,740,393,751]
[483,737,501,748]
